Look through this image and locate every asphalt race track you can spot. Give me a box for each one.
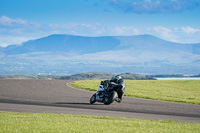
[0,80,200,123]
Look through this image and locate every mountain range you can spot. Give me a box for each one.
[0,34,200,75]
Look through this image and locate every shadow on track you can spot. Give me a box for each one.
[54,102,104,106]
[55,102,91,105]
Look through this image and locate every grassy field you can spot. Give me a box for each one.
[70,80,200,105]
[0,111,200,133]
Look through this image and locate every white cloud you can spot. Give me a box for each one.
[151,26,200,43]
[0,16,43,47]
[181,26,200,34]
[48,23,106,36]
[113,26,140,35]
[0,16,40,28]
[153,26,172,38]
[0,37,29,47]
[0,16,27,26]
[0,16,109,47]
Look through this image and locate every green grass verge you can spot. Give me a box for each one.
[0,111,200,133]
[70,80,200,105]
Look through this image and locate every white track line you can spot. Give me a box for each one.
[66,82,94,93]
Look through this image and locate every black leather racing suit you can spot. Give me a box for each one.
[109,79,125,100]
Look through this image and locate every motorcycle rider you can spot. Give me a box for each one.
[109,75,125,103]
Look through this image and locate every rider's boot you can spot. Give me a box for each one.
[116,97,122,103]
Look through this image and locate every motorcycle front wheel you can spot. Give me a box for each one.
[103,91,117,105]
[90,93,96,104]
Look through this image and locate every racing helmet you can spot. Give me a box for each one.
[111,75,122,82]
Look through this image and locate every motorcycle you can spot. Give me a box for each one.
[90,80,118,105]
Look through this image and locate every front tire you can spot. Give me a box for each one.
[103,91,117,105]
[90,93,96,104]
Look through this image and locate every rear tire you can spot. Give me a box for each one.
[90,93,96,104]
[103,91,117,105]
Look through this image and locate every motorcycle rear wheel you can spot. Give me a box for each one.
[103,91,117,105]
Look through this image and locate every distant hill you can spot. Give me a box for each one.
[1,34,120,55]
[1,34,199,63]
[58,72,155,80]
[0,34,200,75]
[0,72,155,80]
[1,72,199,80]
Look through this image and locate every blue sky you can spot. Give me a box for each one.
[0,0,200,47]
